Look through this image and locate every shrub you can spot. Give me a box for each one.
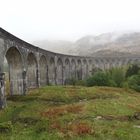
[108,80,117,87]
[86,72,110,87]
[122,81,129,91]
[126,64,140,78]
[75,80,86,86]
[127,74,140,92]
[109,68,125,87]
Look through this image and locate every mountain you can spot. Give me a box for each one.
[33,32,140,57]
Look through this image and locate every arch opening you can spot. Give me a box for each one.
[64,58,70,84]
[27,53,37,88]
[56,58,63,85]
[88,60,93,76]
[39,55,47,86]
[48,57,55,85]
[82,59,88,79]
[77,59,82,80]
[71,59,76,79]
[5,47,23,95]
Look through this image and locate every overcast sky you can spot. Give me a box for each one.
[0,0,140,42]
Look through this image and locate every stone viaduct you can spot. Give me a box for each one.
[0,27,140,108]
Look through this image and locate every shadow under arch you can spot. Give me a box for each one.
[64,58,70,84]
[5,47,24,95]
[71,59,76,79]
[27,52,37,88]
[39,55,48,86]
[48,57,55,85]
[77,59,82,80]
[88,59,92,76]
[56,58,63,85]
[82,59,88,79]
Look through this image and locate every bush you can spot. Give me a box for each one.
[108,80,117,87]
[109,68,125,87]
[127,74,140,92]
[86,72,110,87]
[126,64,140,78]
[75,80,86,86]
[122,81,129,91]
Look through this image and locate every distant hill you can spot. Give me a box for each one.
[33,32,140,57]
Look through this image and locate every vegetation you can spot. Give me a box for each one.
[0,86,140,139]
[1,63,140,139]
[86,72,110,87]
[85,64,140,92]
[127,74,140,92]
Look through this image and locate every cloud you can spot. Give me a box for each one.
[0,0,140,42]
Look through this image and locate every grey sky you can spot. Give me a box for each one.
[0,0,140,42]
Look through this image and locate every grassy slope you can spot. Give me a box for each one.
[0,86,140,140]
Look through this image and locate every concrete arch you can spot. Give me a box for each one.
[27,52,37,88]
[110,59,115,68]
[100,59,105,70]
[104,59,110,69]
[5,47,23,95]
[91,59,96,70]
[39,55,47,86]
[56,58,63,85]
[82,59,88,79]
[94,59,100,68]
[71,59,76,79]
[64,58,70,84]
[48,57,55,85]
[102,59,107,70]
[77,59,82,80]
[117,59,122,67]
[88,60,93,76]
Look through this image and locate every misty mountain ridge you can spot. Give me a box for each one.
[33,32,140,57]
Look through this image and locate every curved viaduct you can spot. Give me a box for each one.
[0,28,140,108]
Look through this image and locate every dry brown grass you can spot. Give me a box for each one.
[49,120,94,136]
[67,122,94,135]
[41,104,84,118]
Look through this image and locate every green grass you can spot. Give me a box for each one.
[0,86,140,140]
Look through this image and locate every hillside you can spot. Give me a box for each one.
[1,86,140,139]
[33,32,140,57]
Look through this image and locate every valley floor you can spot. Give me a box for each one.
[0,86,140,140]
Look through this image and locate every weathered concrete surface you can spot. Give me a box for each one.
[0,27,140,108]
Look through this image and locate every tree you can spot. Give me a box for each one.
[126,64,140,78]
